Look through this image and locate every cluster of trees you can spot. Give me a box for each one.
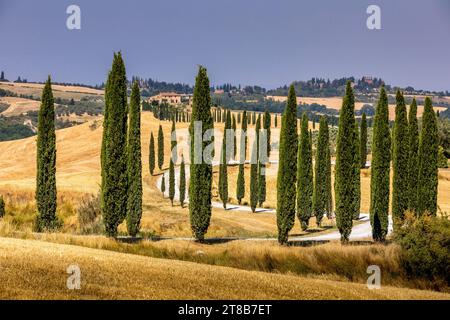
[146,100,191,122]
[100,52,143,237]
[130,76,193,97]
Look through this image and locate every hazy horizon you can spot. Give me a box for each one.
[1,0,449,91]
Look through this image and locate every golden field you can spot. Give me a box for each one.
[1,237,449,299]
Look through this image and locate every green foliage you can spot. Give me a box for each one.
[297,114,313,230]
[0,196,5,218]
[417,98,439,216]
[169,120,176,206]
[250,139,258,213]
[236,111,247,205]
[232,113,237,159]
[189,66,214,241]
[395,213,450,287]
[35,76,59,232]
[392,90,409,225]
[149,132,155,175]
[263,110,271,157]
[438,146,448,168]
[334,82,358,242]
[313,116,331,226]
[157,124,164,170]
[370,86,391,241]
[101,52,128,237]
[360,113,368,168]
[276,85,298,244]
[353,123,361,220]
[0,117,35,141]
[219,128,228,209]
[161,175,165,195]
[179,156,186,207]
[126,82,143,236]
[274,114,278,128]
[407,99,419,212]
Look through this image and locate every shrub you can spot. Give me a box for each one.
[77,193,103,234]
[394,212,450,289]
[0,196,5,218]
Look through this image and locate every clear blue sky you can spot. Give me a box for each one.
[1,0,449,91]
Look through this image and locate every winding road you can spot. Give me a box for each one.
[156,161,392,241]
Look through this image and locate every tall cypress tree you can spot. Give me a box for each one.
[392,90,409,225]
[232,113,237,159]
[370,86,391,242]
[274,114,278,128]
[169,120,177,206]
[149,132,155,175]
[313,116,330,226]
[297,113,313,230]
[126,81,143,236]
[219,111,231,208]
[276,85,298,244]
[179,155,186,208]
[101,52,128,237]
[219,128,228,209]
[263,110,271,158]
[417,97,439,216]
[325,118,333,219]
[360,113,368,168]
[250,138,258,212]
[335,81,358,243]
[407,98,419,212]
[161,175,165,196]
[35,76,58,231]
[353,123,361,220]
[236,111,247,204]
[258,122,267,207]
[157,124,164,170]
[189,66,214,241]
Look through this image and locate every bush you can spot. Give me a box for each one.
[77,193,103,234]
[394,212,450,289]
[0,196,5,218]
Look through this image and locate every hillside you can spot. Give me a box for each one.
[0,237,448,299]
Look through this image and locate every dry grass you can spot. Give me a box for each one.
[0,96,41,116]
[0,82,103,100]
[0,236,448,299]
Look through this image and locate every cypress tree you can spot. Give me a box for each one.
[370,86,391,242]
[335,81,358,243]
[360,113,368,168]
[297,114,313,230]
[35,76,58,231]
[250,138,258,212]
[236,111,247,204]
[263,110,271,158]
[407,98,419,212]
[169,120,177,206]
[149,132,155,175]
[179,155,186,208]
[126,81,143,236]
[325,118,333,219]
[417,97,439,216]
[101,53,128,237]
[232,113,237,159]
[161,174,165,196]
[157,124,164,170]
[276,85,298,244]
[237,112,241,124]
[274,114,278,128]
[219,128,228,209]
[392,90,409,224]
[189,66,214,241]
[258,117,267,207]
[353,123,361,220]
[313,116,330,226]
[0,196,5,218]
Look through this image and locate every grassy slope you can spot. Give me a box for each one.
[1,237,448,300]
